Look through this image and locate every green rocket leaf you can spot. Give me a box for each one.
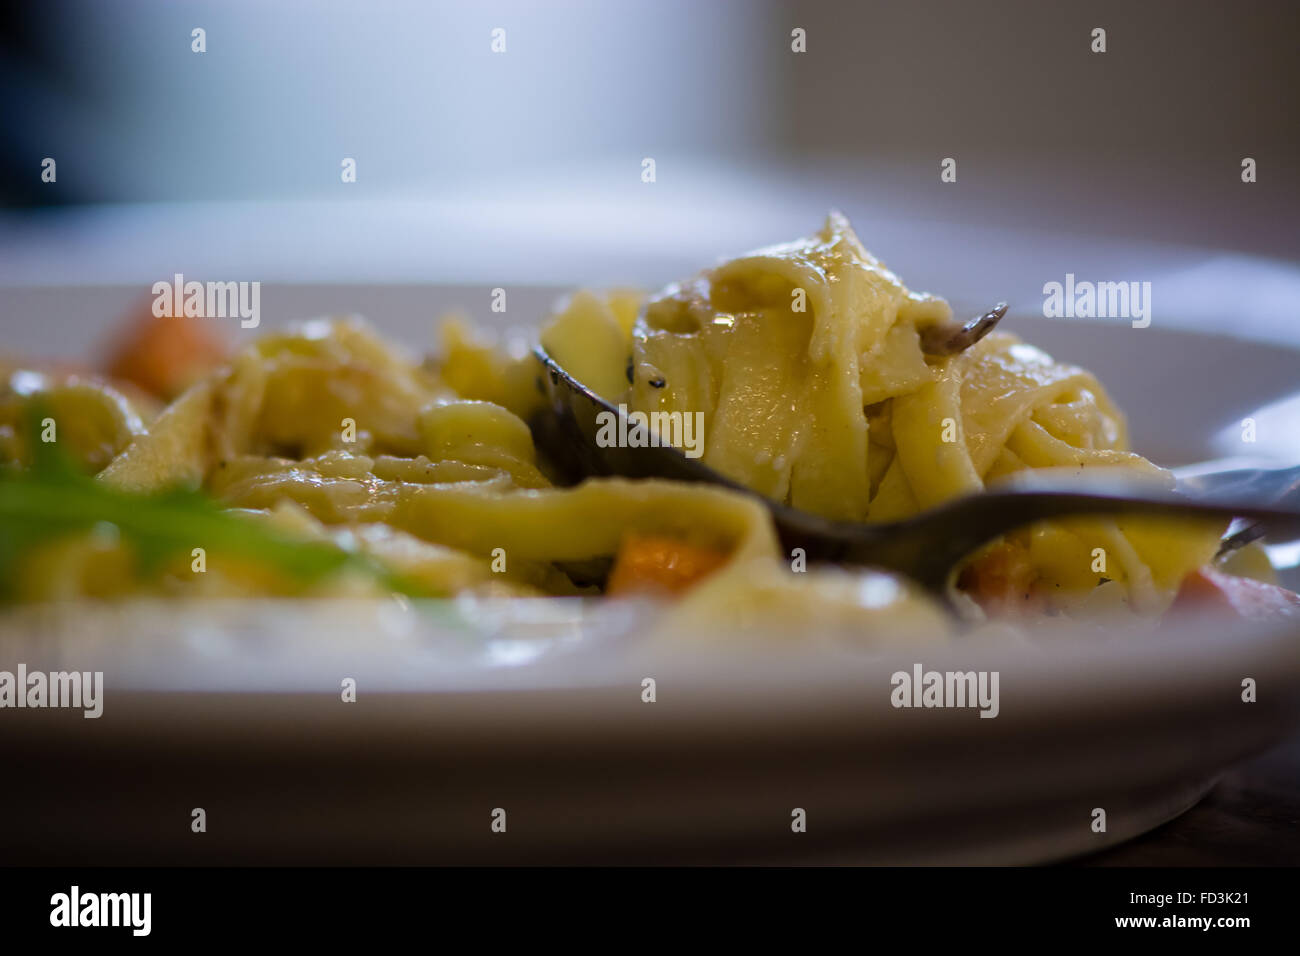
[0,404,429,600]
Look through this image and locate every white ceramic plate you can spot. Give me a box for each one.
[0,287,1297,864]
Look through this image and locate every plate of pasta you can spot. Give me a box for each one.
[1,213,1298,864]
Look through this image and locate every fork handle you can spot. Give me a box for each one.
[824,485,1300,592]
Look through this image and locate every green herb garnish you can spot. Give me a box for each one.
[0,404,428,600]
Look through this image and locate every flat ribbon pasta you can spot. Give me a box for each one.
[50,315,936,636]
[543,213,1224,616]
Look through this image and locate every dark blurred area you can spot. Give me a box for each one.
[783,0,1300,257]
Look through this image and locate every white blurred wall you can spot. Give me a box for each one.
[47,0,776,201]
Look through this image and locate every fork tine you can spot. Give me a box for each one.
[920,303,1009,356]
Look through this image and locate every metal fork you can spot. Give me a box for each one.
[533,345,1300,593]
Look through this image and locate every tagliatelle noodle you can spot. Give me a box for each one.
[542,214,1224,616]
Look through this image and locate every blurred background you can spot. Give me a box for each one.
[1,0,1298,344]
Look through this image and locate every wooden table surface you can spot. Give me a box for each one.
[1079,732,1300,866]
